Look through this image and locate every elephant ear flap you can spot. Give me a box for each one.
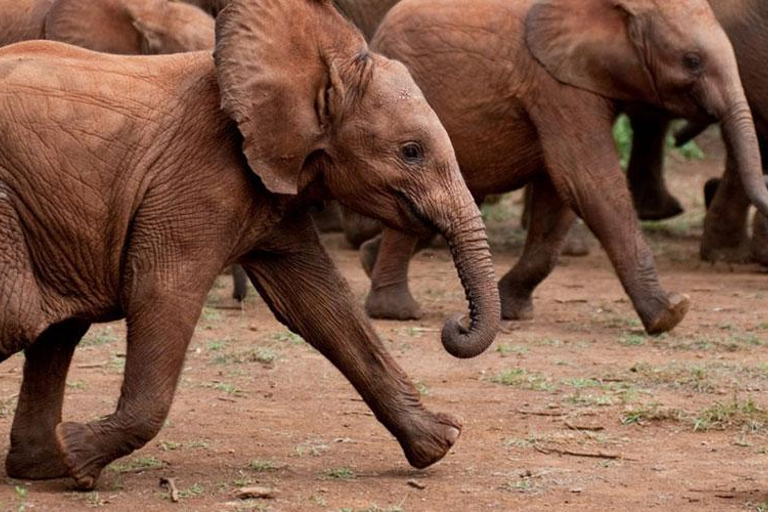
[525,0,655,102]
[214,0,367,195]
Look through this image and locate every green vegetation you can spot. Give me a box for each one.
[612,115,704,169]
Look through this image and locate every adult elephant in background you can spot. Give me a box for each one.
[362,0,768,334]
[0,0,500,489]
[627,0,768,264]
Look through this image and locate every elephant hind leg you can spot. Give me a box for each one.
[701,153,752,263]
[499,177,576,320]
[6,318,90,480]
[0,195,49,359]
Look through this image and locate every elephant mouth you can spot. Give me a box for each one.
[395,190,438,236]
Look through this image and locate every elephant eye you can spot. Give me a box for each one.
[683,52,703,72]
[400,142,424,164]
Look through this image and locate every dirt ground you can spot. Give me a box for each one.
[2,130,768,511]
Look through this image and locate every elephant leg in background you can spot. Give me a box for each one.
[521,184,590,257]
[498,177,577,320]
[244,220,460,468]
[6,319,90,480]
[533,102,688,335]
[701,134,768,264]
[341,207,383,249]
[701,151,752,263]
[363,228,422,320]
[231,264,249,301]
[626,112,683,220]
[310,201,343,233]
[55,260,210,489]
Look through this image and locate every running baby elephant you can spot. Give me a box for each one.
[361,0,768,334]
[0,0,500,490]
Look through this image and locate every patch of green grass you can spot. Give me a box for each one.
[414,380,429,396]
[619,333,648,347]
[108,455,165,473]
[81,326,120,347]
[187,440,209,449]
[207,339,230,352]
[490,368,554,391]
[496,343,530,356]
[621,402,682,426]
[66,379,86,390]
[247,459,279,472]
[272,331,305,345]
[201,381,246,397]
[323,467,356,480]
[561,377,603,389]
[692,395,768,432]
[294,441,329,458]
[158,440,181,451]
[177,483,203,499]
[211,346,280,366]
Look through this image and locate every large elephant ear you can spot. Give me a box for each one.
[214,0,367,195]
[525,0,656,103]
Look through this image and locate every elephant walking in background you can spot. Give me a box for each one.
[0,0,214,53]
[0,0,500,490]
[361,0,768,335]
[628,0,768,265]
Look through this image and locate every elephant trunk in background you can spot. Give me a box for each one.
[721,96,768,224]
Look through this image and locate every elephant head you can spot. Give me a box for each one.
[45,0,214,55]
[526,0,768,222]
[215,0,500,358]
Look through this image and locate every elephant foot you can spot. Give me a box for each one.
[360,236,382,278]
[55,422,109,490]
[561,223,590,257]
[643,293,690,335]
[399,411,461,469]
[6,442,69,480]
[636,193,684,221]
[500,289,533,321]
[700,241,752,264]
[751,214,768,267]
[365,285,423,320]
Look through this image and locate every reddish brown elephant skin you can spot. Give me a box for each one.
[628,0,768,264]
[0,0,214,53]
[362,0,768,333]
[0,0,500,490]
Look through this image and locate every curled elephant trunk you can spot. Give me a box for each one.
[721,97,768,221]
[435,205,501,358]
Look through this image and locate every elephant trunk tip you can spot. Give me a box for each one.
[440,311,499,359]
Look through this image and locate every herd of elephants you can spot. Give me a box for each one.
[0,0,766,493]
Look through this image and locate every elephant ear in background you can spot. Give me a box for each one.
[214,0,369,195]
[525,0,657,104]
[45,0,213,54]
[128,0,214,54]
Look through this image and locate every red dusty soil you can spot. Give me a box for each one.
[1,130,768,511]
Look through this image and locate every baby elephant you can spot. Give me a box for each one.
[0,0,499,490]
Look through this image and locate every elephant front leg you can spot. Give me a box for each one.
[626,112,683,220]
[364,228,423,320]
[533,102,689,334]
[6,319,90,480]
[701,153,752,263]
[245,224,460,468]
[55,289,207,490]
[499,177,576,320]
